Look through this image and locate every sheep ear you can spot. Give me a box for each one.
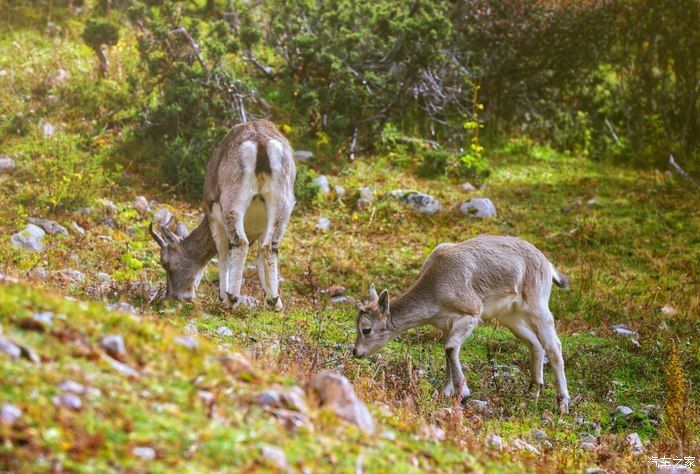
[160,224,181,243]
[378,289,390,316]
[149,223,166,248]
[369,284,379,302]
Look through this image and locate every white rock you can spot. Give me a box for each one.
[55,269,85,283]
[28,217,68,236]
[261,445,290,471]
[132,446,156,460]
[29,267,48,279]
[357,187,374,210]
[469,399,489,412]
[485,434,503,451]
[53,392,82,411]
[184,323,198,334]
[459,198,497,218]
[59,380,86,394]
[0,403,21,426]
[314,175,330,194]
[175,336,198,351]
[32,312,53,328]
[45,69,68,89]
[532,428,548,441]
[100,335,126,358]
[293,150,313,161]
[316,217,330,231]
[389,190,441,214]
[661,305,677,316]
[334,185,346,196]
[216,326,233,337]
[153,207,173,226]
[0,154,16,172]
[70,221,85,236]
[581,442,597,451]
[101,353,140,378]
[626,432,644,454]
[580,433,597,444]
[42,122,56,137]
[133,196,150,217]
[107,302,137,315]
[460,182,477,192]
[616,405,633,416]
[0,337,21,360]
[612,325,638,337]
[309,372,375,435]
[96,272,111,284]
[512,438,540,454]
[10,224,46,252]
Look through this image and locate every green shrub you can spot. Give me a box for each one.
[294,163,320,207]
[418,150,451,178]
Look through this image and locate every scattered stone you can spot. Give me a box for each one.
[322,285,345,297]
[314,175,330,194]
[46,94,59,105]
[53,392,82,411]
[512,439,540,455]
[96,199,118,216]
[74,206,92,217]
[107,302,137,315]
[532,428,548,441]
[580,442,597,452]
[54,269,85,284]
[100,335,126,359]
[29,267,48,279]
[0,337,21,360]
[132,446,156,460]
[59,380,86,394]
[658,321,669,331]
[216,326,233,337]
[96,272,111,284]
[389,190,441,214]
[655,467,693,474]
[485,434,503,451]
[197,390,215,406]
[459,197,497,219]
[70,221,85,236]
[330,296,350,304]
[293,150,313,161]
[101,353,140,378]
[334,185,346,196]
[460,182,477,192]
[616,405,633,417]
[587,198,602,207]
[27,217,68,236]
[0,154,16,172]
[10,224,46,252]
[174,336,198,351]
[153,207,173,226]
[316,217,330,231]
[133,196,150,217]
[308,372,375,435]
[45,69,69,89]
[101,218,117,228]
[280,386,308,413]
[256,390,282,408]
[626,432,644,455]
[469,399,489,412]
[420,423,446,441]
[357,187,374,210]
[184,323,198,334]
[661,305,677,316]
[0,403,21,426]
[261,445,290,471]
[21,312,53,331]
[612,325,638,338]
[42,122,56,137]
[492,364,520,380]
[580,433,597,444]
[585,468,606,474]
[220,353,253,377]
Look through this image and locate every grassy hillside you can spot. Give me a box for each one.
[1,6,698,474]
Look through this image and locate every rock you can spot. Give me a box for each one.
[314,175,330,194]
[316,217,330,231]
[261,445,290,471]
[132,446,156,460]
[101,218,117,228]
[53,392,82,411]
[492,364,520,380]
[293,150,313,161]
[580,433,597,444]
[42,122,56,137]
[460,182,477,192]
[469,399,489,412]
[626,432,644,455]
[330,296,350,304]
[29,267,48,279]
[153,207,173,226]
[59,380,86,394]
[175,336,198,351]
[616,405,633,416]
[54,269,85,284]
[308,372,375,435]
[580,442,597,452]
[101,353,140,378]
[334,185,346,196]
[585,468,606,474]
[70,221,85,236]
[256,390,282,408]
[655,467,693,474]
[96,272,111,284]
[27,217,68,236]
[532,428,548,441]
[30,312,54,330]
[357,187,374,210]
[587,198,602,207]
[220,353,253,377]
[107,302,137,315]
[10,224,46,252]
[459,198,497,219]
[100,335,126,359]
[0,337,21,360]
[18,343,40,363]
[660,305,677,316]
[197,390,215,406]
[389,190,441,214]
[0,403,21,426]
[512,439,540,455]
[322,285,345,297]
[184,323,198,334]
[216,326,233,337]
[46,94,59,105]
[612,325,638,338]
[96,199,118,216]
[420,423,446,441]
[133,196,150,217]
[0,154,16,172]
[485,434,503,451]
[45,69,68,89]
[658,321,669,331]
[280,386,308,413]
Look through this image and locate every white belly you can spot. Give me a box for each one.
[482,293,521,322]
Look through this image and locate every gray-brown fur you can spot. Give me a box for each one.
[353,234,571,413]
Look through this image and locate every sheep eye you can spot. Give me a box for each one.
[362,327,371,336]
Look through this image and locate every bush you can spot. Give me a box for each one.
[294,163,320,207]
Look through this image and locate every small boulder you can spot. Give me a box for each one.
[100,335,126,359]
[314,175,330,194]
[293,150,313,161]
[174,336,198,351]
[357,187,374,210]
[29,268,48,279]
[390,190,441,214]
[261,445,290,471]
[132,446,156,460]
[316,217,330,231]
[133,196,150,217]
[321,285,345,297]
[330,296,350,305]
[612,325,638,338]
[101,353,140,378]
[532,428,548,441]
[107,302,137,315]
[626,432,645,455]
[334,185,346,196]
[0,337,21,360]
[308,372,375,435]
[10,224,46,252]
[96,199,118,216]
[42,122,56,137]
[660,305,677,316]
[59,380,86,394]
[485,434,503,451]
[27,217,68,236]
[216,326,233,337]
[45,69,69,89]
[0,403,21,426]
[54,269,85,284]
[616,405,633,417]
[469,399,489,413]
[460,182,477,192]
[512,438,540,455]
[459,198,497,219]
[580,433,597,444]
[70,221,85,236]
[0,154,16,172]
[53,392,82,411]
[153,207,173,226]
[220,353,254,377]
